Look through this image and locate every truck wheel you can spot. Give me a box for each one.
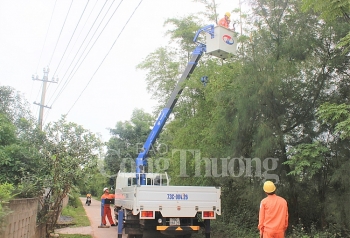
[127,235,143,238]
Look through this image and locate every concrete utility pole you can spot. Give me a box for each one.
[33,67,58,130]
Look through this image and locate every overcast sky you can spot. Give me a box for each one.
[0,0,239,142]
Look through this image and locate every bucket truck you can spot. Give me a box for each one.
[114,25,237,238]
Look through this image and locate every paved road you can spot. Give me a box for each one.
[56,197,195,238]
[80,197,122,238]
[56,197,121,238]
[80,197,173,238]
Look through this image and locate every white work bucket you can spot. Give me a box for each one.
[205,26,237,59]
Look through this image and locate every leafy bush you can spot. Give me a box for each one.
[208,220,258,238]
[0,183,15,228]
[287,221,340,238]
[14,176,45,198]
[68,191,81,208]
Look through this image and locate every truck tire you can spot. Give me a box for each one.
[127,235,143,238]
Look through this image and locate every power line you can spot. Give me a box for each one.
[48,0,121,108]
[67,0,144,115]
[56,0,100,78]
[43,0,114,124]
[48,0,73,67]
[51,0,90,78]
[32,0,57,117]
[45,0,91,104]
[36,0,57,73]
[46,0,110,107]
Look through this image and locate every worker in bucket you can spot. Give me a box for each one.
[218,12,231,29]
[101,187,116,226]
[258,181,288,238]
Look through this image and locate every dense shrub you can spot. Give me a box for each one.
[0,183,15,229]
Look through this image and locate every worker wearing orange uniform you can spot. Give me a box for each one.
[258,181,288,238]
[218,12,231,28]
[101,187,116,226]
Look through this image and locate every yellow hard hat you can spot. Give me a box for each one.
[263,181,276,193]
[225,12,231,18]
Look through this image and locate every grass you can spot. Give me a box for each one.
[61,198,90,227]
[59,235,92,238]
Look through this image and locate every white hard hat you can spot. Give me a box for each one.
[103,187,109,192]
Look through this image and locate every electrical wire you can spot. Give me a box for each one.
[36,0,57,73]
[46,0,109,108]
[51,0,90,79]
[48,0,121,109]
[45,0,90,104]
[48,0,73,67]
[66,0,144,115]
[56,0,100,80]
[32,0,57,118]
[43,0,113,124]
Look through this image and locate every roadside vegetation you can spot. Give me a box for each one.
[0,86,104,236]
[60,194,90,227]
[59,235,92,238]
[0,183,15,231]
[1,0,350,237]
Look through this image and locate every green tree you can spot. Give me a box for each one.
[0,113,45,193]
[39,115,102,235]
[0,86,34,126]
[132,0,350,235]
[0,113,16,146]
[0,183,15,230]
[76,166,108,197]
[164,15,203,59]
[0,86,46,197]
[225,0,348,231]
[193,0,220,24]
[302,0,350,52]
[284,103,350,233]
[137,47,182,107]
[105,109,154,174]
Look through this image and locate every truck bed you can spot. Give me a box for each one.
[115,185,221,217]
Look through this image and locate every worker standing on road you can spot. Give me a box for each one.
[218,12,231,29]
[258,181,288,238]
[101,187,116,226]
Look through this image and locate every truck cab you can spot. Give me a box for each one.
[116,172,169,188]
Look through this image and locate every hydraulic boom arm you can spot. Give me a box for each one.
[136,25,214,185]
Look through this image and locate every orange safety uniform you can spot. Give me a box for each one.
[258,194,288,238]
[101,193,115,226]
[218,17,230,28]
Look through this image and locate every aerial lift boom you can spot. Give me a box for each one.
[114,25,237,238]
[135,25,215,185]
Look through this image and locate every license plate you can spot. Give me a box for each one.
[169,218,180,226]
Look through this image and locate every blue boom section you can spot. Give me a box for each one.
[135,108,170,173]
[135,25,214,185]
